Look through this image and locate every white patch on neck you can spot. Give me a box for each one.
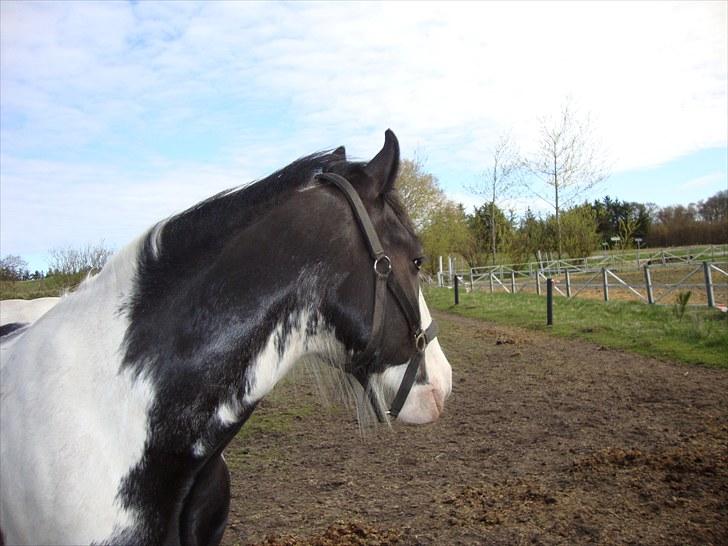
[213,310,341,425]
[0,236,156,545]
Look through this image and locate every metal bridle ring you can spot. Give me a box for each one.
[373,255,392,278]
[415,330,428,352]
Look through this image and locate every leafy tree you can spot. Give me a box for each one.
[509,209,549,264]
[591,196,650,246]
[466,202,515,265]
[420,202,474,273]
[395,157,447,232]
[555,205,600,257]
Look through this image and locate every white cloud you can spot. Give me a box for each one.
[1,0,726,265]
[680,172,727,190]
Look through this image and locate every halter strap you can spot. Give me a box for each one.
[387,319,439,419]
[316,173,422,335]
[315,172,439,422]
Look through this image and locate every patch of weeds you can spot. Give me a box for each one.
[673,291,692,321]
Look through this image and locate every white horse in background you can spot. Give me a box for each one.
[0,297,60,331]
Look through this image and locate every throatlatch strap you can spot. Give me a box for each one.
[351,271,388,371]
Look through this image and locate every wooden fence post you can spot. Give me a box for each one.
[546,278,554,326]
[643,265,654,304]
[704,262,715,308]
[489,273,494,294]
[565,270,572,298]
[536,272,542,296]
[602,268,609,301]
[469,268,474,291]
[511,271,516,294]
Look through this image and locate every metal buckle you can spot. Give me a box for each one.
[415,330,428,352]
[373,255,392,278]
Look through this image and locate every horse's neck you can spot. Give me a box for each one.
[247,308,339,401]
[18,238,139,359]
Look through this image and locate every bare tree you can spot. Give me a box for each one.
[525,103,609,259]
[0,255,29,281]
[468,134,521,264]
[48,241,114,275]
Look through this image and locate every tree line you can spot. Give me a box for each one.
[0,242,113,282]
[398,155,727,273]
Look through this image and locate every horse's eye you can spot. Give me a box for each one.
[413,257,425,271]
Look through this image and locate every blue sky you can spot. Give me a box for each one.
[1,1,726,272]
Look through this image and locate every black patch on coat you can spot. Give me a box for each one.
[114,136,423,544]
[0,322,27,338]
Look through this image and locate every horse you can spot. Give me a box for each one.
[0,297,60,336]
[0,130,452,546]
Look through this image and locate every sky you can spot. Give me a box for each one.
[1,1,726,272]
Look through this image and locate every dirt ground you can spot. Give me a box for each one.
[221,311,728,546]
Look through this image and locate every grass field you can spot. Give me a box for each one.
[424,287,728,369]
[0,273,86,300]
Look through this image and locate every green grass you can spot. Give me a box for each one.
[0,273,86,300]
[425,287,728,369]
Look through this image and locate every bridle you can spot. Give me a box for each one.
[315,172,439,422]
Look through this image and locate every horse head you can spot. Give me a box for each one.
[311,130,452,424]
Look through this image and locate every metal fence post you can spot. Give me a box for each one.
[454,274,459,305]
[511,271,516,294]
[643,264,654,304]
[546,278,554,326]
[704,261,715,308]
[602,267,609,302]
[565,270,572,298]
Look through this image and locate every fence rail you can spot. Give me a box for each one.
[441,258,728,310]
[441,245,728,287]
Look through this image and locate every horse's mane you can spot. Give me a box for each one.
[143,150,349,269]
[202,150,348,212]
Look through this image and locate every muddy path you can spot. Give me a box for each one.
[221,311,728,545]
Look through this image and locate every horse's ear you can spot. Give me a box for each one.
[364,129,400,195]
[332,146,346,159]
